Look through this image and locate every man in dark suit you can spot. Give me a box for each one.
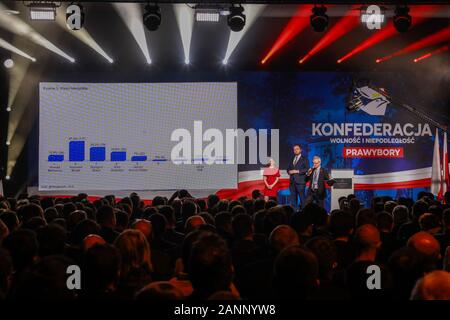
[287,144,309,210]
[305,156,331,208]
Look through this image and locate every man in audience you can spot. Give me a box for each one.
[411,270,450,300]
[188,232,234,300]
[97,205,120,244]
[398,200,429,244]
[435,208,450,256]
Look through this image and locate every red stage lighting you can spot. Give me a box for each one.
[413,44,449,62]
[376,26,450,63]
[337,5,438,64]
[260,5,311,64]
[299,6,360,64]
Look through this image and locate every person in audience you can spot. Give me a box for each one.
[407,231,441,272]
[410,270,450,300]
[329,210,355,270]
[114,229,153,299]
[1,190,450,301]
[272,245,319,299]
[418,212,441,235]
[188,232,235,300]
[398,200,429,244]
[435,208,450,256]
[81,243,121,299]
[96,205,119,244]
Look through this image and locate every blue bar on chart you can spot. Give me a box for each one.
[90,147,106,161]
[48,154,64,162]
[69,141,85,161]
[152,158,168,162]
[131,155,147,162]
[111,151,126,162]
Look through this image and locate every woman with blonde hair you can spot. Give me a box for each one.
[114,229,153,299]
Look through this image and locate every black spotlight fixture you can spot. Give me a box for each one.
[143,4,161,31]
[393,5,411,33]
[310,6,328,32]
[227,5,245,32]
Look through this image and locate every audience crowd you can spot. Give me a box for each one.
[1,189,450,300]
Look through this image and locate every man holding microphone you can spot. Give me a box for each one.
[305,155,332,208]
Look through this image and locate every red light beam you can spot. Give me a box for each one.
[299,6,360,64]
[260,5,311,65]
[337,5,439,64]
[376,26,450,63]
[413,44,449,62]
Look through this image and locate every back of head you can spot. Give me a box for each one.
[12,255,76,300]
[148,213,167,237]
[269,225,299,256]
[443,208,450,229]
[355,208,377,227]
[411,270,450,300]
[70,219,101,246]
[419,213,441,233]
[37,224,67,257]
[305,237,337,280]
[96,205,116,228]
[273,245,318,299]
[181,200,197,222]
[114,229,152,276]
[215,212,232,234]
[230,205,246,216]
[189,232,232,298]
[3,229,38,271]
[135,281,183,300]
[412,200,429,221]
[354,224,381,253]
[207,194,220,211]
[376,211,394,232]
[18,203,44,222]
[82,234,106,252]
[185,215,206,234]
[388,247,423,300]
[44,207,59,223]
[407,231,441,270]
[152,196,166,207]
[0,248,13,296]
[83,243,121,293]
[303,203,328,227]
[392,205,409,226]
[0,211,19,233]
[232,214,253,240]
[264,206,287,236]
[67,210,87,231]
[158,205,176,227]
[384,201,398,214]
[329,210,354,238]
[132,219,152,239]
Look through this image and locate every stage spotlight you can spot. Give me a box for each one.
[28,1,57,21]
[222,58,228,65]
[184,58,190,65]
[143,4,161,31]
[6,106,11,112]
[5,175,10,180]
[6,141,10,146]
[393,5,411,33]
[310,6,328,32]
[3,58,13,68]
[227,5,245,32]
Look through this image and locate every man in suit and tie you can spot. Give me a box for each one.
[305,156,331,208]
[287,144,309,210]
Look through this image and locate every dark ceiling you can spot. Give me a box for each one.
[0,2,449,74]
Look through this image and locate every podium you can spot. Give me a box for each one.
[330,169,354,210]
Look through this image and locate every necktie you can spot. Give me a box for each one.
[293,156,299,165]
[313,168,319,189]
